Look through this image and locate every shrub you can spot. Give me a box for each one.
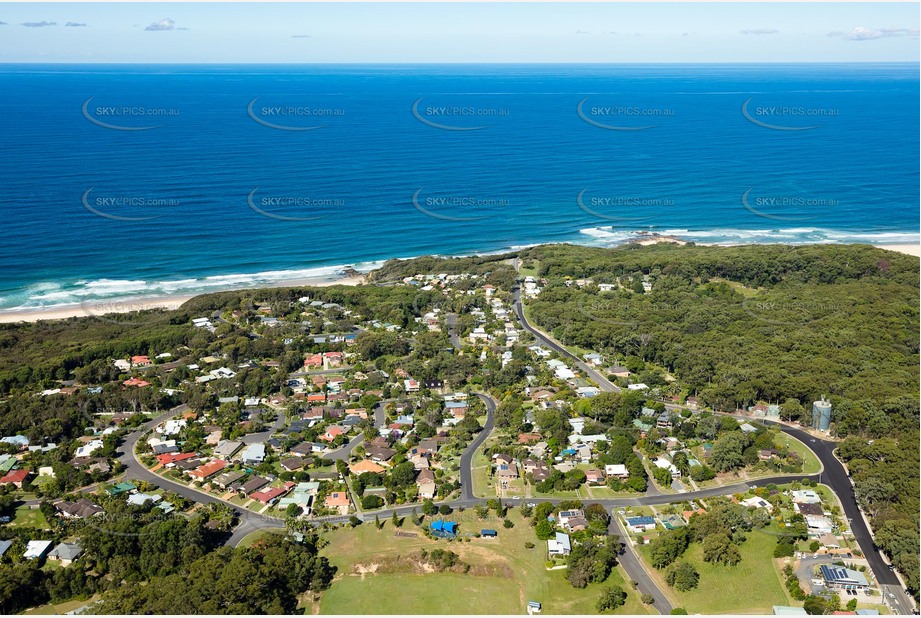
[596,586,627,612]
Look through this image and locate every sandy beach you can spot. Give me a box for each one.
[0,275,366,324]
[879,243,921,257]
[1,241,917,325]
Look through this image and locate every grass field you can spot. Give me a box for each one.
[318,509,652,615]
[638,523,794,614]
[776,435,823,475]
[9,505,50,529]
[237,528,286,548]
[23,595,100,615]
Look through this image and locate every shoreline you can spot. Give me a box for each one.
[0,275,366,324]
[1,240,918,325]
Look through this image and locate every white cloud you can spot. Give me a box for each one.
[21,21,56,28]
[829,26,920,41]
[65,22,88,27]
[740,28,779,35]
[145,18,187,32]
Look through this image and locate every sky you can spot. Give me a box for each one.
[0,3,918,63]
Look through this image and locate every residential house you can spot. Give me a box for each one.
[213,440,243,459]
[605,464,629,479]
[239,476,271,495]
[324,491,350,515]
[496,462,519,480]
[524,458,551,482]
[585,469,605,485]
[416,468,437,499]
[349,460,386,475]
[625,515,657,533]
[366,446,396,464]
[55,498,104,519]
[188,459,227,481]
[240,443,266,465]
[791,490,821,504]
[23,540,53,560]
[558,509,585,528]
[320,426,345,443]
[805,514,834,536]
[212,470,246,490]
[547,532,571,557]
[251,483,295,505]
[106,481,137,496]
[156,452,199,467]
[795,502,824,517]
[47,542,83,566]
[0,469,30,488]
[281,457,306,472]
[741,496,772,510]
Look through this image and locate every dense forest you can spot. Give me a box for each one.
[518,242,919,598]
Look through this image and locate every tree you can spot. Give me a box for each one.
[710,432,748,472]
[649,528,690,569]
[438,504,453,515]
[665,562,699,591]
[375,514,384,529]
[774,541,795,558]
[702,533,742,566]
[535,519,555,540]
[671,609,689,615]
[392,511,402,528]
[809,540,820,552]
[421,499,437,516]
[503,518,514,529]
[803,595,829,615]
[596,586,627,612]
[641,594,655,605]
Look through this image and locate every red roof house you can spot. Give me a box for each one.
[0,469,30,488]
[189,459,227,480]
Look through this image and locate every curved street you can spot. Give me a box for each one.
[102,287,914,614]
[511,283,915,615]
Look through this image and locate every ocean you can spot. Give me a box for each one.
[0,63,917,311]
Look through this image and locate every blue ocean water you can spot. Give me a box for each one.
[0,63,917,310]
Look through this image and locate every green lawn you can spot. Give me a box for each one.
[638,523,793,614]
[9,505,51,529]
[320,572,521,614]
[775,434,822,475]
[23,595,100,615]
[319,509,651,615]
[237,528,286,548]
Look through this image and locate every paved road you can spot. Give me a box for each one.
[511,287,620,393]
[240,408,286,445]
[458,393,497,500]
[117,404,284,541]
[512,282,917,614]
[760,419,916,614]
[102,290,916,613]
[325,401,387,461]
[611,514,673,613]
[445,313,463,349]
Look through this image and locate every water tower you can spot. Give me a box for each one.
[812,396,832,431]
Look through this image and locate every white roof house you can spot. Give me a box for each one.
[241,443,266,464]
[160,419,187,436]
[791,490,821,504]
[24,540,53,560]
[75,439,104,458]
[627,383,648,391]
[547,532,571,556]
[605,464,629,477]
